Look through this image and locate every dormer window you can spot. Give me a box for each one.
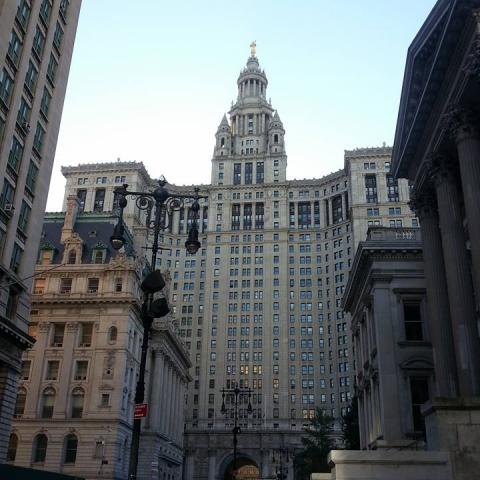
[91,242,107,264]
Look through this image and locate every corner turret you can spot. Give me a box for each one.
[214,114,232,157]
[268,111,285,154]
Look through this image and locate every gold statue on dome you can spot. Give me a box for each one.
[250,41,256,56]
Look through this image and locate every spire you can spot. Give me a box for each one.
[216,114,230,132]
[269,110,284,129]
[237,42,268,100]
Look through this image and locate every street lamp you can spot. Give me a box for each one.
[110,177,205,480]
[221,384,253,478]
[272,448,290,480]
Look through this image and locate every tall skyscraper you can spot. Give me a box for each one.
[0,0,81,460]
[59,48,415,478]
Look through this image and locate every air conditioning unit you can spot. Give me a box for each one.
[4,203,14,215]
[53,342,63,347]
[22,121,30,132]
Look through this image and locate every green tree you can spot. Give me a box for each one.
[293,408,334,479]
[341,396,360,450]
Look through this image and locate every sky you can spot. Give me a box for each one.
[47,0,437,211]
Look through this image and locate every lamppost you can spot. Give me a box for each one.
[110,176,205,480]
[272,448,290,480]
[221,384,253,479]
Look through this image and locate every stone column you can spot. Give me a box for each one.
[432,157,480,396]
[372,283,403,442]
[152,351,166,430]
[261,449,269,478]
[448,106,480,311]
[184,450,195,480]
[341,192,347,222]
[411,190,458,397]
[328,199,333,227]
[208,450,216,480]
[169,367,177,437]
[160,361,170,434]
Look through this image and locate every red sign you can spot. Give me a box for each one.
[134,403,148,419]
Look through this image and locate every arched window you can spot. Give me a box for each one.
[67,250,77,264]
[221,137,225,147]
[274,134,279,144]
[7,433,18,462]
[14,388,26,417]
[71,388,84,418]
[33,434,48,463]
[41,387,55,418]
[64,434,78,464]
[108,326,118,344]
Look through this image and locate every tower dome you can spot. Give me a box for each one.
[237,42,268,100]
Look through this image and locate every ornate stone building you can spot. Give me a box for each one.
[0,0,82,459]
[391,0,480,478]
[8,197,190,480]
[343,227,434,449]
[59,49,416,478]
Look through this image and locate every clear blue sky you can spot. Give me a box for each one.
[47,0,437,210]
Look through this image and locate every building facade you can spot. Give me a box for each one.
[59,50,416,478]
[0,0,81,459]
[343,227,433,450]
[8,197,190,480]
[392,0,480,478]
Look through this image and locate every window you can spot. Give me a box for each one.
[77,189,86,211]
[46,54,58,84]
[25,61,38,94]
[365,175,377,203]
[32,27,45,59]
[17,97,31,128]
[40,87,52,118]
[233,163,242,185]
[0,179,15,212]
[386,175,399,202]
[14,389,26,417]
[10,244,23,274]
[93,249,105,264]
[93,189,105,212]
[33,123,45,155]
[33,434,48,463]
[8,136,24,173]
[46,360,59,380]
[53,22,64,51]
[256,162,264,184]
[7,433,18,462]
[16,0,31,29]
[0,69,14,106]
[108,326,118,344]
[404,303,423,341]
[41,387,55,418]
[70,388,84,418]
[17,200,31,232]
[64,434,78,464]
[410,377,429,434]
[21,360,31,380]
[39,0,52,25]
[67,250,77,264]
[60,278,72,294]
[87,278,99,293]
[79,323,93,347]
[74,361,88,380]
[100,393,110,407]
[52,323,65,346]
[245,162,253,184]
[115,277,122,292]
[7,31,22,67]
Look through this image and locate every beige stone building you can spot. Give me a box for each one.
[343,227,433,449]
[58,50,417,478]
[8,197,190,480]
[0,0,81,459]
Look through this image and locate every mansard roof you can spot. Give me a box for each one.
[40,212,134,264]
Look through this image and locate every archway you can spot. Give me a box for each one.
[223,455,260,480]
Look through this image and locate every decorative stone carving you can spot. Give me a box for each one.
[442,104,480,143]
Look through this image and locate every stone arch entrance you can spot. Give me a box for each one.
[221,454,260,480]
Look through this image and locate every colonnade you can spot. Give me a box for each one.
[411,104,480,398]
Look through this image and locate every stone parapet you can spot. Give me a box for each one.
[327,449,453,480]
